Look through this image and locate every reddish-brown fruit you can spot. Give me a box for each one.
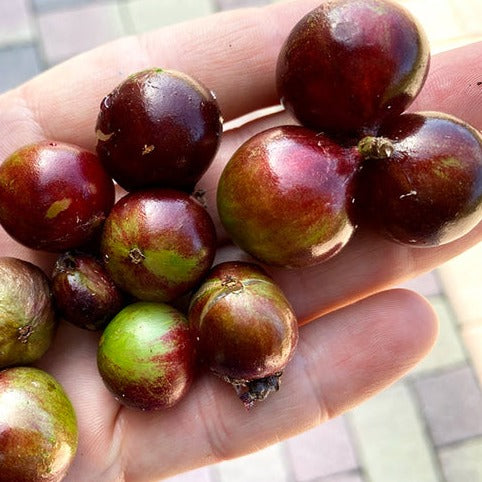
[217,126,360,268]
[0,141,115,252]
[353,112,482,246]
[95,68,223,192]
[189,262,298,408]
[0,367,78,482]
[0,257,56,369]
[51,252,124,331]
[276,0,430,139]
[101,189,216,302]
[97,302,194,410]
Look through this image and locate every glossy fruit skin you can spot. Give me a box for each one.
[189,262,298,406]
[0,366,78,482]
[101,189,216,302]
[97,302,194,410]
[276,0,430,139]
[217,125,360,268]
[0,141,115,252]
[353,112,482,246]
[0,257,56,369]
[95,68,223,192]
[51,252,124,331]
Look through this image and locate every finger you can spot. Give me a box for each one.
[117,288,437,481]
[0,0,321,158]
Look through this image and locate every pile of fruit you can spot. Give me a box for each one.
[1,0,481,479]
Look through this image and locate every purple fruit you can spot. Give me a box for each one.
[95,68,223,192]
[51,252,124,331]
[0,257,56,369]
[0,141,115,252]
[353,112,482,246]
[97,302,194,410]
[101,189,216,302]
[217,125,360,268]
[189,262,298,408]
[0,366,78,482]
[276,0,430,138]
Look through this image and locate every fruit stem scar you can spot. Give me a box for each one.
[128,247,145,264]
[358,136,394,160]
[18,325,33,343]
[221,275,244,293]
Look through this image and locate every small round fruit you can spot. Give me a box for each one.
[0,366,78,482]
[95,68,223,192]
[51,252,124,331]
[189,262,298,408]
[353,112,482,246]
[276,0,430,138]
[101,189,216,302]
[97,302,194,410]
[0,141,115,252]
[0,257,56,369]
[217,126,360,268]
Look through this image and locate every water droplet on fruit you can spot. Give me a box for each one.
[102,94,113,110]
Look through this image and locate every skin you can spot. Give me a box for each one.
[0,366,78,482]
[0,1,480,480]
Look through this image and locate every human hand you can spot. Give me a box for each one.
[0,1,481,480]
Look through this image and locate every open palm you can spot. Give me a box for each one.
[0,1,481,480]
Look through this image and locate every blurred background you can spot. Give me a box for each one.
[0,0,481,481]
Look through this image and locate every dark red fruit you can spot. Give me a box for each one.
[0,141,115,252]
[97,302,194,410]
[189,262,298,408]
[101,189,216,302]
[353,112,482,246]
[0,257,56,369]
[0,366,78,482]
[217,125,360,268]
[276,0,430,139]
[51,252,124,331]
[95,68,223,192]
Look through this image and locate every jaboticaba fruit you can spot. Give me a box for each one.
[51,251,124,331]
[97,302,195,410]
[217,125,361,268]
[276,0,430,139]
[95,68,223,192]
[0,366,78,482]
[353,112,482,246]
[0,141,115,252]
[0,257,56,369]
[188,262,299,409]
[100,188,216,302]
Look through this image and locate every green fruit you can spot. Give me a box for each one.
[0,366,78,482]
[97,302,195,410]
[0,257,56,368]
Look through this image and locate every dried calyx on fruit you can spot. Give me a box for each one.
[189,262,299,409]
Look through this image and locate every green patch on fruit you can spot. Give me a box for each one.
[45,198,72,219]
[143,248,203,285]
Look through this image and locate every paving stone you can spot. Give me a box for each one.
[413,365,482,446]
[163,466,213,482]
[438,242,482,326]
[31,0,99,13]
[462,324,482,386]
[37,2,126,65]
[122,0,215,34]
[285,416,358,481]
[318,472,365,482]
[410,296,466,376]
[0,45,42,93]
[397,270,442,298]
[0,0,33,46]
[217,0,272,9]
[439,437,482,482]
[215,442,289,482]
[349,381,439,482]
